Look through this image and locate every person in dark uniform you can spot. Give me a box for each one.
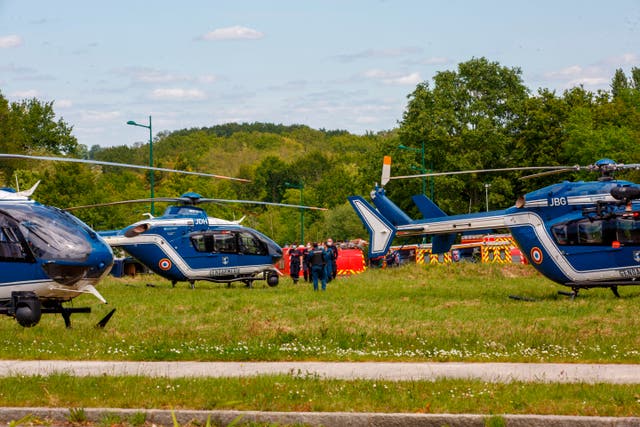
[302,243,311,282]
[325,238,339,281]
[306,242,327,291]
[289,244,301,284]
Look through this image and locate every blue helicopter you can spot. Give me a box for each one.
[0,182,114,327]
[0,153,248,327]
[349,157,640,297]
[69,193,326,288]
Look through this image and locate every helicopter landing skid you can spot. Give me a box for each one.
[562,282,627,298]
[42,304,116,328]
[558,289,580,300]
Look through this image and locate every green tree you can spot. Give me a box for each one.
[398,57,529,212]
[631,67,640,89]
[10,98,78,155]
[253,156,294,203]
[611,68,629,98]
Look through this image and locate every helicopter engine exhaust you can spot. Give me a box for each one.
[611,186,640,202]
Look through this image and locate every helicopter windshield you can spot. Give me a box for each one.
[4,203,92,261]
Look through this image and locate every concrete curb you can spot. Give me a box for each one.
[1,407,640,427]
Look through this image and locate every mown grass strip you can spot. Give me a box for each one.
[0,374,639,417]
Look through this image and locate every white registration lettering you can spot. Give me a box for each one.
[549,197,567,207]
[211,267,240,276]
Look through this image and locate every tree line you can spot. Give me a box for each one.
[1,57,639,245]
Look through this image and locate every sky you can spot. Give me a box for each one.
[1,0,639,148]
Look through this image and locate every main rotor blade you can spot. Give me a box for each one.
[65,198,180,211]
[198,198,328,210]
[0,154,250,182]
[66,197,327,211]
[390,165,575,180]
[519,167,580,180]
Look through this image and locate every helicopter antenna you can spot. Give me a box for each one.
[15,180,41,198]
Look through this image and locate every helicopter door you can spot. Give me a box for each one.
[190,230,241,277]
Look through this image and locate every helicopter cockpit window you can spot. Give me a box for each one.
[578,221,603,244]
[238,231,267,256]
[617,219,640,244]
[552,224,569,245]
[552,216,638,246]
[214,232,237,253]
[0,224,30,261]
[191,231,238,253]
[191,234,214,252]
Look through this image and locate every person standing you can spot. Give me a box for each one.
[306,242,327,291]
[302,243,311,282]
[289,244,301,284]
[326,238,339,281]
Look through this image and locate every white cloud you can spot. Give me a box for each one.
[417,56,450,66]
[544,64,610,88]
[121,67,218,85]
[9,89,39,98]
[136,70,187,84]
[0,35,23,48]
[599,53,640,66]
[388,72,422,85]
[56,99,73,108]
[334,47,422,63]
[80,110,122,122]
[200,26,264,41]
[363,69,422,85]
[150,88,207,100]
[197,74,218,84]
[545,65,584,80]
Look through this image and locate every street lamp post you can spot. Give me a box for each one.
[285,181,304,244]
[126,116,154,215]
[398,141,434,199]
[484,183,491,212]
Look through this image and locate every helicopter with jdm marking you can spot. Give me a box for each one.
[349,156,640,298]
[0,153,247,327]
[68,193,326,288]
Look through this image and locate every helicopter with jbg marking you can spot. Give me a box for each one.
[350,157,640,297]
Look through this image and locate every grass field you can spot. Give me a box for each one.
[2,262,639,363]
[2,263,640,419]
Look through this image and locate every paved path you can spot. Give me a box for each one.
[2,361,640,426]
[1,360,639,383]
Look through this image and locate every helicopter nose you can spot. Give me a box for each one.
[87,238,114,278]
[41,237,114,285]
